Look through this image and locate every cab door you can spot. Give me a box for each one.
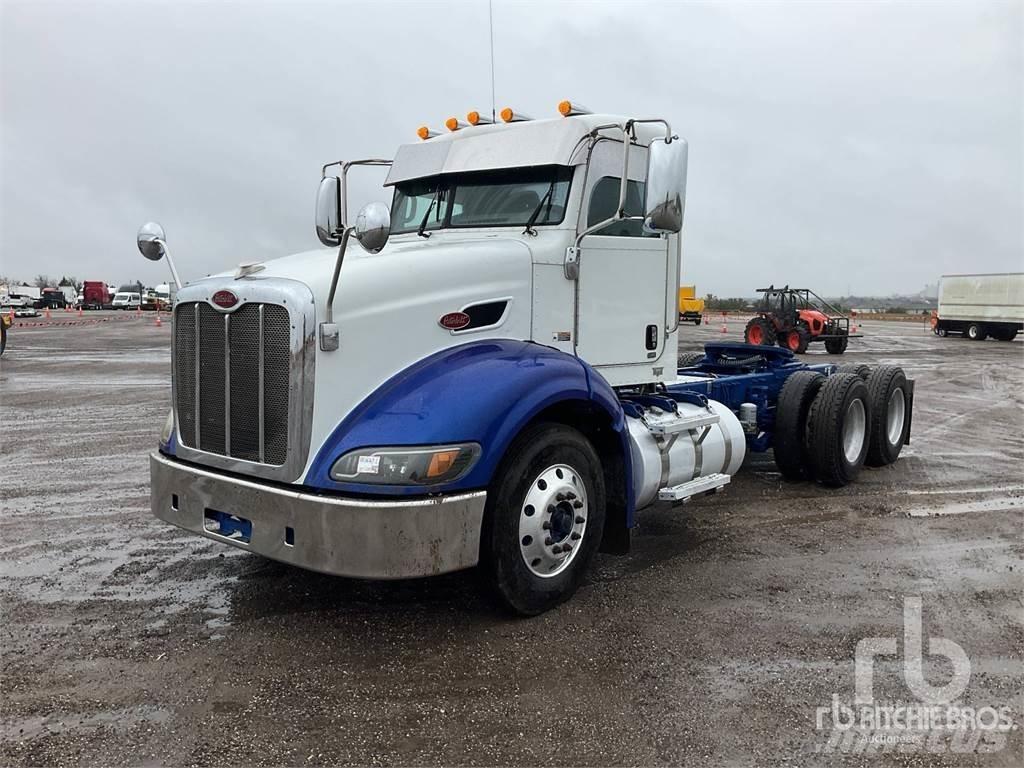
[573,140,671,373]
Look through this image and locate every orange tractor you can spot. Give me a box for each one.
[744,286,858,354]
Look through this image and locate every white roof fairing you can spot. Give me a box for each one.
[384,114,671,186]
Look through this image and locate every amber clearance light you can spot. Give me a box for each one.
[558,100,591,117]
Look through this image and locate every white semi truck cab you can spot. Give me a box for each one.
[140,103,915,614]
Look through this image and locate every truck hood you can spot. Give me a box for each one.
[193,234,535,482]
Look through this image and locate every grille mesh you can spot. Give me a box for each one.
[174,301,292,466]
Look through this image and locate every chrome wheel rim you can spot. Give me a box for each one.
[518,464,588,578]
[842,399,867,464]
[886,388,905,446]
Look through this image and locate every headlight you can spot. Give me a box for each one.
[330,443,481,485]
[160,409,174,445]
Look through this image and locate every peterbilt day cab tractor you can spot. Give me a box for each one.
[139,104,914,615]
[744,285,859,354]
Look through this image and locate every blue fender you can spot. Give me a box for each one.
[304,340,632,516]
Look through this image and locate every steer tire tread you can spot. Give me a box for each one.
[805,373,870,487]
[773,371,825,481]
[865,365,908,467]
[678,351,705,367]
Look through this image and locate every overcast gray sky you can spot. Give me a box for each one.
[1,0,1021,296]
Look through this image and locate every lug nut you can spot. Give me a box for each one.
[544,537,553,546]
[555,493,566,502]
[562,544,572,553]
[551,544,562,554]
[570,532,581,540]
[566,492,576,500]
[547,505,556,514]
[542,521,551,530]
[572,500,583,509]
[575,516,585,524]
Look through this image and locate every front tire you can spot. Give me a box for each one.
[481,422,606,616]
[825,333,849,355]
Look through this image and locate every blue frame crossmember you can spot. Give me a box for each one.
[655,342,834,453]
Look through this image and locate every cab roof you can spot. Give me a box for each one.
[384,114,672,186]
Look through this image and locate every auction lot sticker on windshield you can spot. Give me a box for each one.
[357,455,381,475]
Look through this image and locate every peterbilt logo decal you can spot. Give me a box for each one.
[439,311,471,331]
[211,290,239,309]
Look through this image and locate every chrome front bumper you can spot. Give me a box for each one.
[150,452,487,579]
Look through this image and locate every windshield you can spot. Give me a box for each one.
[390,165,573,235]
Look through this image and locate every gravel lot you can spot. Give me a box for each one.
[1,314,1021,766]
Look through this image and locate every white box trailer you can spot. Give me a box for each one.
[934,273,1023,341]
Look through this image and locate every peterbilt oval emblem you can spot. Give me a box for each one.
[212,290,239,309]
[439,311,471,330]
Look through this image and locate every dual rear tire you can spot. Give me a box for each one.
[773,366,910,486]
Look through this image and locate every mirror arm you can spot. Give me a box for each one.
[629,118,673,142]
[155,239,183,290]
[321,159,393,229]
[324,227,353,325]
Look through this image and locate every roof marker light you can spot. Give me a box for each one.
[417,126,439,140]
[500,107,531,123]
[467,110,494,126]
[558,100,591,117]
[445,117,468,132]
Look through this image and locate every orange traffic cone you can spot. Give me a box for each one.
[850,310,858,334]
[721,311,728,334]
[155,312,162,327]
[703,314,709,325]
[77,307,83,317]
[44,307,51,320]
[136,304,142,318]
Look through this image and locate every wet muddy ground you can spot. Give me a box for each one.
[1,314,1022,766]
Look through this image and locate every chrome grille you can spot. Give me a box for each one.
[174,301,291,466]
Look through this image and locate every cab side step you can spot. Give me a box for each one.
[658,472,731,503]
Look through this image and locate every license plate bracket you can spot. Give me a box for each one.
[203,509,252,543]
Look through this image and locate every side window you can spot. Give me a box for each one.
[586,176,648,237]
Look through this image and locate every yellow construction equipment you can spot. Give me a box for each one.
[678,286,705,326]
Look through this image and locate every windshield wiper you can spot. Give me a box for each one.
[417,186,442,238]
[523,181,556,236]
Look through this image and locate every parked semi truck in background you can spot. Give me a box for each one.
[932,273,1023,341]
[139,104,915,615]
[677,285,704,325]
[81,281,112,309]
